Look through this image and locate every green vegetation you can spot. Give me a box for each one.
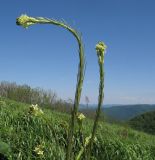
[1,97,155,159]
[129,111,155,135]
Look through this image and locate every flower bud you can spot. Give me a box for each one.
[16,14,39,28]
[95,42,106,55]
[95,41,106,64]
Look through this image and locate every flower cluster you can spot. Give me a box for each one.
[85,135,97,147]
[85,135,91,146]
[16,14,39,28]
[29,104,43,116]
[34,144,44,156]
[76,113,86,131]
[95,41,107,64]
[77,113,85,121]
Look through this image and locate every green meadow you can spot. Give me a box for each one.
[1,97,155,159]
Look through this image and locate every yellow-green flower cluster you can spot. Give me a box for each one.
[34,144,44,156]
[16,14,39,28]
[77,113,86,121]
[77,113,86,131]
[95,41,107,64]
[29,104,43,116]
[85,135,91,146]
[85,135,97,147]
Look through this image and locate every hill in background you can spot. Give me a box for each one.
[80,104,155,122]
[128,111,155,135]
[103,104,155,121]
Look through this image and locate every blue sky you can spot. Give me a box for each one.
[0,0,155,104]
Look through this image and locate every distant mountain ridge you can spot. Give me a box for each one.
[80,104,155,121]
[79,104,123,109]
[103,104,155,121]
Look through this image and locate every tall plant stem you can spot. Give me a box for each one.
[87,42,106,160]
[16,15,85,160]
[89,62,104,155]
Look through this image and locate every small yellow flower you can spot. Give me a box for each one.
[37,150,44,155]
[95,41,107,64]
[84,135,97,147]
[95,42,106,55]
[77,113,86,131]
[85,135,91,146]
[34,145,44,156]
[77,113,86,121]
[16,14,39,28]
[29,104,44,116]
[32,104,39,110]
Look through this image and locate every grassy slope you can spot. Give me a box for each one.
[0,97,155,160]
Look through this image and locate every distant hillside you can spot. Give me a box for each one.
[80,104,122,109]
[128,111,155,135]
[103,104,155,121]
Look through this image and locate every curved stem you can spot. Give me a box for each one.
[16,15,85,160]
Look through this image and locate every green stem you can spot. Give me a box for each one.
[16,15,85,160]
[88,58,104,159]
[76,146,84,160]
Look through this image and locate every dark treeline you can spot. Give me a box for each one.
[0,81,72,112]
